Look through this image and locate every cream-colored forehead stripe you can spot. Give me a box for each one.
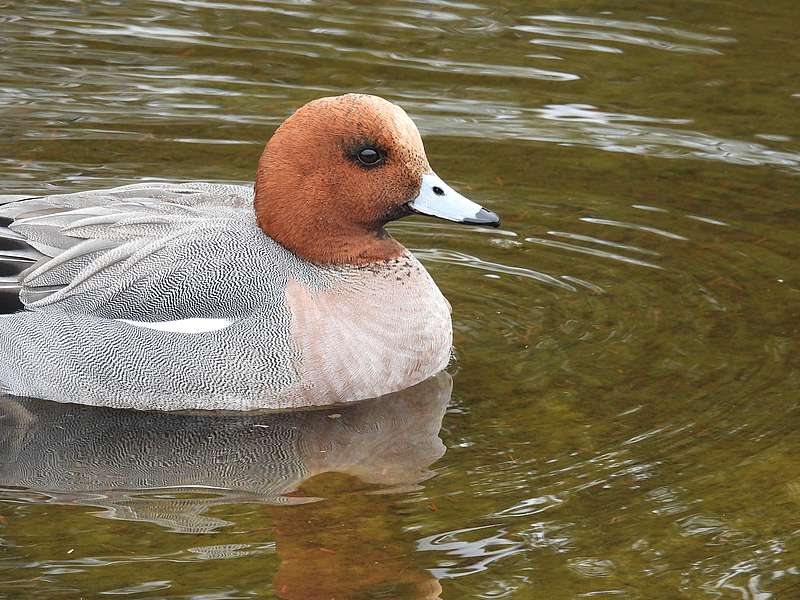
[385,102,429,173]
[389,103,424,148]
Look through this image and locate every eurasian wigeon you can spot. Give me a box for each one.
[0,93,499,410]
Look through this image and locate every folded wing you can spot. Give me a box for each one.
[0,182,263,321]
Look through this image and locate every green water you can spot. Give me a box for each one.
[1,1,799,598]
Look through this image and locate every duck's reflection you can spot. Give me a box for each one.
[0,372,451,598]
[0,371,451,530]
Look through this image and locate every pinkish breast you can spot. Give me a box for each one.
[284,253,452,406]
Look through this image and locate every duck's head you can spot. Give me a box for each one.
[254,93,500,265]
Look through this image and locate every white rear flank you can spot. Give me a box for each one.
[116,318,234,334]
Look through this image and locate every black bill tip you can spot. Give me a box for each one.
[463,208,501,228]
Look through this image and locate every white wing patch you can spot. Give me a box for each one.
[116,318,234,334]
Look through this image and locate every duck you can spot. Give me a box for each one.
[0,93,499,411]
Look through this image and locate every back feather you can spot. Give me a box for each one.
[0,183,254,314]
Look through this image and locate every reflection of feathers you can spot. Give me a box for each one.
[0,372,451,533]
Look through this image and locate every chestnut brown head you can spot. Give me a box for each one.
[254,94,499,265]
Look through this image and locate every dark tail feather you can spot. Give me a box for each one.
[0,293,22,314]
[0,248,35,315]
[0,195,39,226]
[0,235,29,253]
[0,197,41,315]
[0,280,22,314]
[0,227,44,258]
[0,256,34,278]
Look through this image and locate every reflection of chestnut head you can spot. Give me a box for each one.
[0,371,452,533]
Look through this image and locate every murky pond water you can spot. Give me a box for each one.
[1,0,799,597]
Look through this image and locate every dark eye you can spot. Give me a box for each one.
[357,147,383,166]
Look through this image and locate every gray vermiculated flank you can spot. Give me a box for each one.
[0,182,375,410]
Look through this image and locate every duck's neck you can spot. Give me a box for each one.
[254,180,405,266]
[274,224,406,266]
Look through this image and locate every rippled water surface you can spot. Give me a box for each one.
[1,1,799,598]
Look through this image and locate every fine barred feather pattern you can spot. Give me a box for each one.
[0,183,452,410]
[0,372,451,531]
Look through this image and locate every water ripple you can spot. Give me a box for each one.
[525,236,663,269]
[516,13,734,56]
[417,525,526,579]
[413,102,800,171]
[417,248,578,291]
[579,218,689,241]
[526,14,736,44]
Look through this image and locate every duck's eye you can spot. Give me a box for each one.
[357,147,383,166]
